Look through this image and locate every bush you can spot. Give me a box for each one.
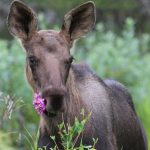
[47,110,98,150]
[0,40,38,149]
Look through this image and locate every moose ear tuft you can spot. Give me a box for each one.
[60,1,96,41]
[7,0,37,40]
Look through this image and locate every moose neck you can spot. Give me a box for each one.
[39,66,85,135]
[66,67,84,119]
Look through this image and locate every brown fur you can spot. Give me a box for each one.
[7,1,147,150]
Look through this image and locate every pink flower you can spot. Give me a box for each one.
[33,93,46,115]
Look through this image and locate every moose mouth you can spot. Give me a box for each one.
[33,92,64,117]
[44,109,58,118]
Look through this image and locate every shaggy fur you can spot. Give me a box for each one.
[7,1,147,150]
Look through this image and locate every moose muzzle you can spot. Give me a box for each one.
[42,86,67,116]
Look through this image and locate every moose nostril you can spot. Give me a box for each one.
[51,94,64,110]
[51,95,63,100]
[42,87,66,111]
[44,99,47,105]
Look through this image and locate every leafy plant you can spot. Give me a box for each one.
[38,109,98,150]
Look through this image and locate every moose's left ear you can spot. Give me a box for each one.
[60,1,96,41]
[7,0,37,40]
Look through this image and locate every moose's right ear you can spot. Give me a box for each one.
[60,1,96,42]
[7,0,37,40]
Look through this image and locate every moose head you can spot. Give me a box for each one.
[7,0,96,117]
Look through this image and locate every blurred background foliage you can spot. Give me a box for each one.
[0,0,150,149]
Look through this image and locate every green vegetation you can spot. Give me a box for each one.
[43,110,98,150]
[27,0,137,10]
[0,18,150,149]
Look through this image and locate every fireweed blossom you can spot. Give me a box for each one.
[33,93,46,115]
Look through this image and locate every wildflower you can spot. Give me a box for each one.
[33,93,46,115]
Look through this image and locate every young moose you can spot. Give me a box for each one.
[8,1,147,150]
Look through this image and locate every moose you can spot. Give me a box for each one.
[7,0,147,150]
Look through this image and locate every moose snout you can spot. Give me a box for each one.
[42,87,67,113]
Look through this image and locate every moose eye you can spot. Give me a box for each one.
[66,56,74,64]
[28,56,38,67]
[69,56,74,63]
